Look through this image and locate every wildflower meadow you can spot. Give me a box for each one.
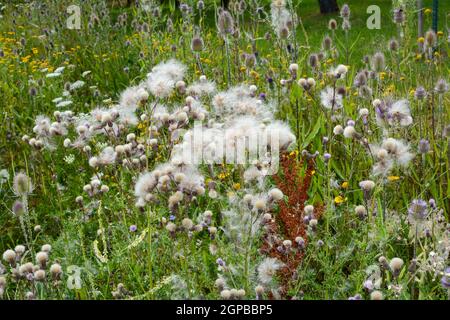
[0,0,449,302]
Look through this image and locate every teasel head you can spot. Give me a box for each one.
[309,53,319,69]
[217,9,234,37]
[328,19,337,31]
[166,18,174,33]
[408,199,428,222]
[13,172,33,196]
[12,200,25,217]
[342,18,351,31]
[418,139,430,154]
[191,35,204,52]
[29,86,37,97]
[434,78,448,94]
[279,26,289,39]
[322,35,332,51]
[408,259,417,273]
[244,53,256,68]
[425,30,437,48]
[340,4,350,19]
[371,52,385,73]
[389,39,399,52]
[414,86,427,100]
[197,0,205,11]
[393,8,405,24]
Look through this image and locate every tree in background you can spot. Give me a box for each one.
[318,0,339,14]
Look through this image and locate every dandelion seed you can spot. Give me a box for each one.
[257,257,283,285]
[320,87,343,110]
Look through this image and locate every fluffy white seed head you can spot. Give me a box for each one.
[268,188,284,201]
[36,251,48,266]
[343,126,357,138]
[333,125,344,135]
[359,180,375,191]
[41,244,52,253]
[304,205,314,215]
[370,290,383,300]
[389,257,404,272]
[3,250,16,264]
[182,218,194,230]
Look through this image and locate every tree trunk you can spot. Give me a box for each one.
[318,0,339,14]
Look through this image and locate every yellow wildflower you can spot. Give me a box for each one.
[341,181,349,189]
[218,172,228,180]
[387,176,400,182]
[334,195,346,204]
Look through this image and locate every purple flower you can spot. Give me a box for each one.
[414,86,427,100]
[347,119,355,127]
[169,215,176,221]
[12,200,25,216]
[363,280,374,291]
[348,294,362,300]
[129,225,137,232]
[441,267,450,289]
[408,199,428,222]
[259,93,266,100]
[296,237,305,249]
[418,139,430,154]
[324,153,331,161]
[303,216,310,224]
[216,258,225,266]
[429,198,436,209]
